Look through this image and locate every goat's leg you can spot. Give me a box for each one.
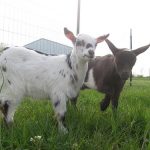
[111,92,120,110]
[110,92,120,120]
[110,92,120,131]
[70,96,78,109]
[100,94,111,111]
[52,98,68,134]
[1,100,18,126]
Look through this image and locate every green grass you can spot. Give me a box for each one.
[0,78,150,150]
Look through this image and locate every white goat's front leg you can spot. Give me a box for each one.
[5,104,17,125]
[1,100,18,125]
[52,95,68,134]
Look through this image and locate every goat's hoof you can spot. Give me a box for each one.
[72,105,78,111]
[59,126,68,134]
[59,128,68,134]
[4,121,13,128]
[4,118,14,128]
[100,101,108,111]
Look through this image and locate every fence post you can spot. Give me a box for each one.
[76,0,81,35]
[129,28,133,86]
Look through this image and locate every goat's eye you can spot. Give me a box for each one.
[76,40,85,47]
[86,43,93,49]
[76,40,82,46]
[81,40,85,47]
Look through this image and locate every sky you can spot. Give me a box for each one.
[0,0,150,76]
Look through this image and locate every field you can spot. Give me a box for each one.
[0,78,150,150]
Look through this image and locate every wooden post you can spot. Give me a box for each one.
[76,0,81,35]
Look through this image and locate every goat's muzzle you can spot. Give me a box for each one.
[87,50,95,59]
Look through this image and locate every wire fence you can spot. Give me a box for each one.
[0,0,70,48]
[0,0,150,76]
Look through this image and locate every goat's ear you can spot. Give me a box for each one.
[132,44,150,56]
[105,39,120,55]
[64,28,76,44]
[96,34,109,44]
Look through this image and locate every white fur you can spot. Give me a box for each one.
[0,32,99,133]
[84,69,97,89]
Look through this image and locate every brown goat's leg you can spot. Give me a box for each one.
[111,99,118,110]
[100,94,111,111]
[111,92,120,110]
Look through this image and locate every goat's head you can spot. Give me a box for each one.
[64,28,109,62]
[105,39,150,80]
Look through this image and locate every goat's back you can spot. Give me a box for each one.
[0,47,75,99]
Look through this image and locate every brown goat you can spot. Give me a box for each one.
[71,39,150,111]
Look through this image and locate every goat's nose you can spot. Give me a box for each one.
[88,50,94,56]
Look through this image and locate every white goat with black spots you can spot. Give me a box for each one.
[0,28,109,133]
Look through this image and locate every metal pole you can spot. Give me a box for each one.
[130,28,133,86]
[130,29,132,50]
[76,0,80,35]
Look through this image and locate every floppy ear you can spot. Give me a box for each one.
[105,39,120,55]
[132,44,150,56]
[96,34,109,44]
[64,28,76,44]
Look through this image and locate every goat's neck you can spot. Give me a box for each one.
[70,50,88,77]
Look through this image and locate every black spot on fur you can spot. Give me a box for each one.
[2,66,7,72]
[1,101,9,117]
[76,40,85,47]
[70,75,74,84]
[76,40,82,46]
[76,64,78,69]
[70,74,78,84]
[84,71,89,82]
[59,70,64,74]
[59,70,66,78]
[60,115,66,123]
[7,80,11,85]
[66,53,72,69]
[54,101,60,107]
[35,76,39,79]
[74,74,78,81]
[86,43,93,49]
[4,58,7,62]
[3,47,10,50]
[22,58,27,62]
